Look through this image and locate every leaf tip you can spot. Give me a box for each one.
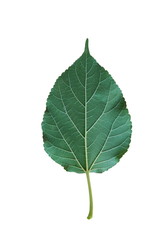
[84,38,90,54]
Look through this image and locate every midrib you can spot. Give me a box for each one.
[85,51,88,172]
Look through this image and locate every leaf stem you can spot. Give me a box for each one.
[86,171,93,219]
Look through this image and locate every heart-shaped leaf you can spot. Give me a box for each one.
[42,39,132,219]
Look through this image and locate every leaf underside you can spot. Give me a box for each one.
[42,40,132,174]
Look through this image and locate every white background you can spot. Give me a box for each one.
[0,0,160,239]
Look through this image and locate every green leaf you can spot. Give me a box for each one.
[42,39,132,219]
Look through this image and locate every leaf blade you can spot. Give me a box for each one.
[42,39,132,174]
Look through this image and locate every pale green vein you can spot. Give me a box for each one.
[67,72,85,107]
[87,71,101,103]
[89,108,124,170]
[48,112,85,172]
[87,60,96,74]
[93,157,115,166]
[58,83,85,139]
[75,64,85,88]
[49,100,66,114]
[87,80,112,132]
[101,136,129,153]
[85,47,88,171]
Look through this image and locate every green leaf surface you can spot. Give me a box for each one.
[42,39,132,219]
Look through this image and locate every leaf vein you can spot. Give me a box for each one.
[89,108,124,170]
[67,72,85,107]
[48,112,85,172]
[102,136,129,153]
[75,64,85,88]
[87,80,112,132]
[87,72,101,103]
[58,84,85,139]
